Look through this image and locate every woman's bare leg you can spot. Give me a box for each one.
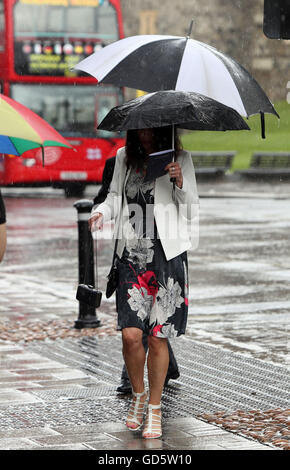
[147,336,169,404]
[143,336,169,438]
[122,327,147,430]
[0,224,7,262]
[122,327,146,392]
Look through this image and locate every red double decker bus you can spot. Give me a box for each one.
[0,0,125,196]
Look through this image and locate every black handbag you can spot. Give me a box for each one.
[105,168,128,299]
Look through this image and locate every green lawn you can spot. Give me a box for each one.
[181,101,290,171]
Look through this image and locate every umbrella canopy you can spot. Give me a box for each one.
[0,94,73,163]
[75,33,279,123]
[98,90,250,132]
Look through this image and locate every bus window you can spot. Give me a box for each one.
[14,1,118,40]
[13,0,119,76]
[66,7,96,35]
[10,83,122,137]
[47,7,65,34]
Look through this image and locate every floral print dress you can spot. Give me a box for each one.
[116,167,189,339]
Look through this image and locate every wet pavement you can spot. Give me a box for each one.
[0,337,285,451]
[0,174,290,451]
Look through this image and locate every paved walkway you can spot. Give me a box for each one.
[0,332,287,450]
[1,177,290,451]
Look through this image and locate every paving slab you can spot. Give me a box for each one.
[0,389,42,404]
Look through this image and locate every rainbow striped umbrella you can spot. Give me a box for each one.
[0,94,73,164]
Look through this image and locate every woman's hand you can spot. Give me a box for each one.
[88,212,103,231]
[165,162,183,189]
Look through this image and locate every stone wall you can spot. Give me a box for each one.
[120,0,290,103]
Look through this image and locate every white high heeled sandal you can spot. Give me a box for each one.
[142,403,162,439]
[126,390,148,431]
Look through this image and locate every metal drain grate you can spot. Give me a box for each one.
[29,335,290,413]
[0,335,288,430]
[30,385,117,401]
[0,397,131,429]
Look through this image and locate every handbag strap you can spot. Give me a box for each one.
[94,237,99,289]
[83,234,98,288]
[110,167,128,267]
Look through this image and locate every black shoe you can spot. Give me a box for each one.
[164,370,180,386]
[116,377,132,394]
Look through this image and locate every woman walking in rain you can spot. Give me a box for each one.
[89,126,199,439]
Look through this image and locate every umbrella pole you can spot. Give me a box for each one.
[260,112,266,139]
[170,124,176,184]
[41,146,45,167]
[187,19,194,38]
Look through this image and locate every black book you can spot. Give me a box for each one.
[144,149,175,182]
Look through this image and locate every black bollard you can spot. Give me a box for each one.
[74,199,101,329]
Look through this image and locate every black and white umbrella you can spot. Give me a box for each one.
[75,31,279,136]
[98,90,250,133]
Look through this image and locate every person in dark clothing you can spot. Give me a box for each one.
[93,156,180,394]
[0,190,7,262]
[93,157,116,206]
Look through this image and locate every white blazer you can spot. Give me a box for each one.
[92,146,199,261]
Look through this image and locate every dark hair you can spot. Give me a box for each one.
[125,126,182,170]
